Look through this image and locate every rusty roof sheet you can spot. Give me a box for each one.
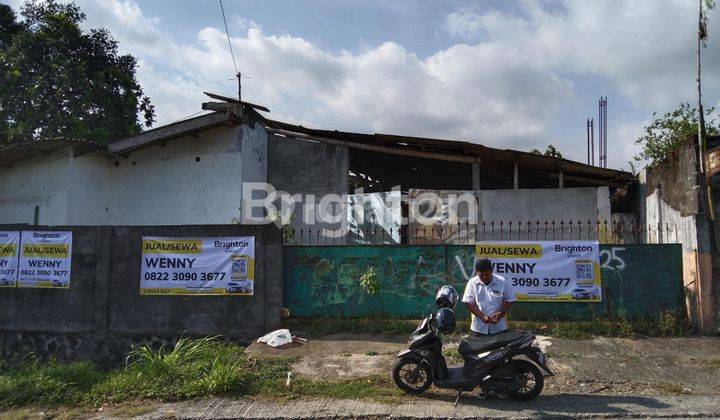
[263,118,635,183]
[0,138,102,167]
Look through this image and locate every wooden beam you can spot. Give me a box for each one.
[472,161,481,191]
[267,128,479,164]
[549,172,620,187]
[513,160,519,189]
[559,171,564,189]
[18,145,51,157]
[202,101,243,116]
[108,112,235,155]
[203,92,270,112]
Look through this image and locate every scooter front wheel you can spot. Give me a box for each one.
[392,358,432,394]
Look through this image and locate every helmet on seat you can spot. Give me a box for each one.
[435,285,458,309]
[435,307,456,334]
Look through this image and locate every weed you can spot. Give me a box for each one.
[655,382,691,395]
[364,351,379,356]
[441,349,463,365]
[0,359,104,407]
[694,358,720,368]
[546,351,580,359]
[283,312,689,341]
[359,266,381,295]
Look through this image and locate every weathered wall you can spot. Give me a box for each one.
[283,244,685,320]
[267,134,349,234]
[0,224,282,365]
[643,135,717,333]
[0,123,269,226]
[0,154,74,224]
[479,187,611,223]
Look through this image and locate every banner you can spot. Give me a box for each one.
[17,231,72,288]
[475,241,601,302]
[140,236,255,296]
[0,231,19,287]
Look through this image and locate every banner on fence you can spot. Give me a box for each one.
[140,236,255,296]
[475,241,601,302]
[0,231,19,287]
[17,231,72,288]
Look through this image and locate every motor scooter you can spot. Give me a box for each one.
[392,311,553,404]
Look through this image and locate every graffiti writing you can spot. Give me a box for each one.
[600,247,626,271]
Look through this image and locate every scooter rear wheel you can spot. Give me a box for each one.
[392,359,432,394]
[507,360,544,401]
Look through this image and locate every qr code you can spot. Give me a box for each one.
[232,257,248,278]
[576,263,593,280]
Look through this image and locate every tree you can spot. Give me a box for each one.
[0,5,25,48]
[634,102,720,166]
[529,144,563,158]
[0,0,154,144]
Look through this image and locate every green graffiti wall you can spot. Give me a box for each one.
[283,244,684,320]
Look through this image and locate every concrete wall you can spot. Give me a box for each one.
[643,135,717,333]
[283,244,685,320]
[0,154,74,225]
[0,224,282,365]
[0,122,269,226]
[267,134,349,236]
[479,187,611,223]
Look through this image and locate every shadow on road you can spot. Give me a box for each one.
[418,392,672,415]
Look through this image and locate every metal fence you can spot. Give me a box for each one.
[281,220,679,246]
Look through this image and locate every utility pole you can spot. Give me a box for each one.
[698,0,708,175]
[237,72,242,102]
[698,0,716,222]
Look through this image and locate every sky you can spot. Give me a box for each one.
[5,0,720,171]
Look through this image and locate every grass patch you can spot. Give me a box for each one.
[694,357,720,368]
[283,310,690,340]
[0,337,399,410]
[654,382,691,395]
[546,351,581,359]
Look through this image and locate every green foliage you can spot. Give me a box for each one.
[0,337,399,409]
[95,337,249,403]
[634,103,720,166]
[0,5,25,48]
[530,144,563,158]
[359,266,381,295]
[0,358,104,407]
[0,0,154,144]
[284,310,689,339]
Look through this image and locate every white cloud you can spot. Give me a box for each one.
[9,0,719,171]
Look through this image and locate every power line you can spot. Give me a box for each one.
[219,0,238,74]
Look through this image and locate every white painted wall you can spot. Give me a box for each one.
[0,153,72,224]
[0,122,269,226]
[479,187,611,223]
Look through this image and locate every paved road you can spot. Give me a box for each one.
[137,394,720,419]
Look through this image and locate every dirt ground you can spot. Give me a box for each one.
[246,333,720,396]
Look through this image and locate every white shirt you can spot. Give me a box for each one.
[462,273,516,334]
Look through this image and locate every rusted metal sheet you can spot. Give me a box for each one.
[705,146,720,178]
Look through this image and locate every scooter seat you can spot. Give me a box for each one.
[458,331,530,355]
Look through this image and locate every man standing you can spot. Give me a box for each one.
[462,258,515,336]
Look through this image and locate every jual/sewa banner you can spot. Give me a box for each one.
[0,231,20,287]
[17,231,72,288]
[140,236,255,296]
[475,241,602,302]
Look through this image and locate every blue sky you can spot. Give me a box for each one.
[6,0,720,171]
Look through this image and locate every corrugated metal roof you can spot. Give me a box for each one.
[263,118,635,185]
[0,138,102,167]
